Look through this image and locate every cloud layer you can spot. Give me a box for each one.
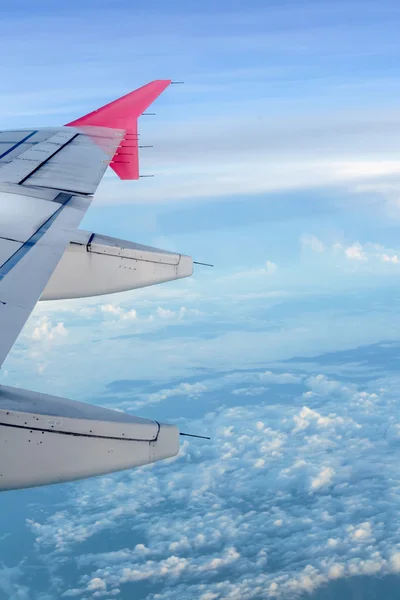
[19,353,400,599]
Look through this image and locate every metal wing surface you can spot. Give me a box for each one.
[0,81,199,492]
[0,126,123,366]
[0,79,171,368]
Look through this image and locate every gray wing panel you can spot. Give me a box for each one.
[0,126,124,195]
[0,125,123,366]
[24,133,117,194]
[0,191,91,366]
[0,130,55,163]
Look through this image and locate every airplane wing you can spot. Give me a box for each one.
[0,81,193,491]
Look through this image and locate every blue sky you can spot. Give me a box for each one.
[2,0,400,598]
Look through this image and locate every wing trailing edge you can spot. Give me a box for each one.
[66,80,171,180]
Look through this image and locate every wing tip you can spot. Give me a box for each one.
[66,79,172,130]
[66,79,172,181]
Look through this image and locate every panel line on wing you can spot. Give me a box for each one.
[0,131,38,160]
[0,192,73,280]
[18,133,79,184]
[0,421,158,443]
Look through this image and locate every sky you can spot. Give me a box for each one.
[2,0,400,598]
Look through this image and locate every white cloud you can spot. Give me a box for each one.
[345,243,367,261]
[156,307,176,319]
[93,114,400,206]
[5,7,400,598]
[310,466,335,490]
[100,304,138,320]
[259,370,302,384]
[100,304,122,316]
[231,387,268,397]
[342,240,400,266]
[25,364,400,599]
[390,552,400,572]
[126,382,208,409]
[305,374,352,396]
[302,236,400,268]
[31,316,68,342]
[348,522,373,542]
[381,253,400,264]
[87,578,106,591]
[11,283,400,403]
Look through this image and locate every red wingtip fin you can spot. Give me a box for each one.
[66,80,171,180]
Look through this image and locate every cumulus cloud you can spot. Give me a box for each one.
[156,307,176,319]
[310,466,335,490]
[338,240,400,266]
[301,235,400,269]
[259,370,302,384]
[305,374,353,396]
[23,360,400,600]
[345,243,367,261]
[342,241,400,265]
[348,522,373,542]
[98,303,203,328]
[381,253,400,264]
[87,578,106,591]
[100,304,138,320]
[31,316,68,342]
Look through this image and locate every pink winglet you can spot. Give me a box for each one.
[66,80,171,180]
